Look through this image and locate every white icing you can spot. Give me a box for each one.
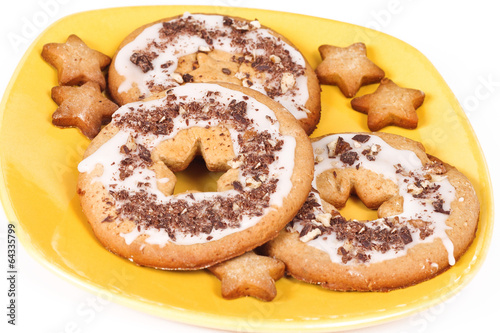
[113,13,310,120]
[292,134,457,266]
[79,83,296,246]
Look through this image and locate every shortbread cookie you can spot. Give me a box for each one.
[51,81,119,138]
[315,43,385,97]
[351,78,425,131]
[77,82,314,270]
[108,13,321,134]
[262,133,479,291]
[208,251,285,301]
[42,34,111,90]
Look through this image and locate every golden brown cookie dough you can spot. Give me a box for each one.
[51,81,119,138]
[208,251,285,301]
[77,82,314,270]
[315,42,385,97]
[351,78,425,131]
[262,132,479,291]
[42,34,111,90]
[108,13,321,134]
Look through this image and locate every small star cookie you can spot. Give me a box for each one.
[351,78,425,131]
[42,34,111,90]
[208,251,285,301]
[315,42,385,97]
[175,50,241,85]
[51,81,119,138]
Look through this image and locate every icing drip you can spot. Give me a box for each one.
[291,134,456,266]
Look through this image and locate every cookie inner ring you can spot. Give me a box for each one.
[78,83,297,246]
[290,133,457,265]
[110,12,310,121]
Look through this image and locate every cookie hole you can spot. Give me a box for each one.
[339,195,379,222]
[173,156,224,194]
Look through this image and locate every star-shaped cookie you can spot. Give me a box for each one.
[315,42,385,97]
[188,51,241,85]
[51,81,119,138]
[351,78,425,131]
[208,251,285,301]
[42,34,111,90]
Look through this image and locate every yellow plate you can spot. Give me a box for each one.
[0,5,494,332]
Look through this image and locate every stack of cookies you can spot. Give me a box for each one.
[42,12,479,301]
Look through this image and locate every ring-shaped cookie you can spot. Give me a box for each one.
[108,12,321,134]
[77,82,313,270]
[262,132,479,291]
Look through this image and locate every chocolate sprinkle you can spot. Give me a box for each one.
[433,199,450,215]
[352,134,370,143]
[340,151,359,166]
[182,73,194,83]
[130,52,155,73]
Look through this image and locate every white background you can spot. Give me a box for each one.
[0,1,498,332]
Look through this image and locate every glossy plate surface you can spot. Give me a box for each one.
[0,5,493,332]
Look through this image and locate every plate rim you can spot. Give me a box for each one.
[0,5,495,332]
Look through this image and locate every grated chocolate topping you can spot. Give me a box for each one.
[291,134,455,265]
[109,179,278,240]
[290,192,435,264]
[99,87,287,242]
[130,14,306,100]
[130,52,157,73]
